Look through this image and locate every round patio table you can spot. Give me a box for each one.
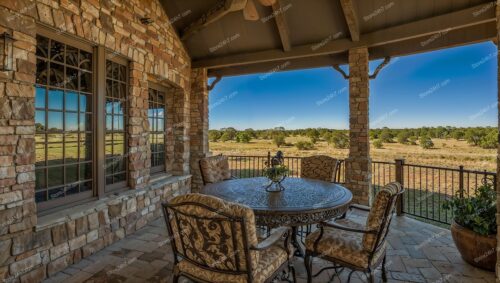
[201,177,353,256]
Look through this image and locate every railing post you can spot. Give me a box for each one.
[267,151,271,166]
[459,165,464,198]
[395,159,405,216]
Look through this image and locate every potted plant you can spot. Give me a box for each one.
[263,164,289,192]
[442,182,497,271]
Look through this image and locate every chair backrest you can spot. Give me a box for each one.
[162,193,259,276]
[199,155,232,184]
[301,155,341,183]
[362,182,404,252]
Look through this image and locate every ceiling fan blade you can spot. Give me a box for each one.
[243,0,260,21]
[258,0,276,6]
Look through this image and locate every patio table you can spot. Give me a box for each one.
[201,177,353,256]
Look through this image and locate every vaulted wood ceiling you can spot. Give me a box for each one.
[160,0,496,77]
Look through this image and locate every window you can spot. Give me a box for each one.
[35,34,93,209]
[148,86,167,173]
[105,59,128,190]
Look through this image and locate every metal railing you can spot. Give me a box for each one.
[226,153,496,225]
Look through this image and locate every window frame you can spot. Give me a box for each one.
[148,82,168,175]
[35,27,97,212]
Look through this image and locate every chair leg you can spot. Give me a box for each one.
[289,263,297,283]
[173,274,180,283]
[368,271,375,283]
[382,255,387,282]
[304,253,313,283]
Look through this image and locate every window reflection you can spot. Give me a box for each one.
[148,87,167,171]
[35,35,94,205]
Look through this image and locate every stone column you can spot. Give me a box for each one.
[189,68,210,192]
[496,3,500,280]
[345,47,372,205]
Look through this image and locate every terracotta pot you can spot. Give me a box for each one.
[450,220,497,271]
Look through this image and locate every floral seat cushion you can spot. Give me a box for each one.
[176,244,288,283]
[200,155,232,183]
[305,218,385,269]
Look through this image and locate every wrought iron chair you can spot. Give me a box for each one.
[301,155,341,183]
[162,193,296,283]
[298,155,342,239]
[304,182,404,283]
[199,154,234,185]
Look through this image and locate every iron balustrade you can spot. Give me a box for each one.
[226,153,496,226]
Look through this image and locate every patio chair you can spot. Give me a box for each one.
[162,193,296,283]
[304,182,404,283]
[199,154,234,185]
[301,155,341,183]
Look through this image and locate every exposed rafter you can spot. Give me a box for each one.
[181,0,247,41]
[193,3,494,68]
[339,0,360,42]
[271,0,291,51]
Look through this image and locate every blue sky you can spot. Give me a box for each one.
[209,42,498,130]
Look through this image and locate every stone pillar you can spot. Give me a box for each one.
[128,62,150,189]
[345,47,372,205]
[496,3,500,280]
[172,88,190,176]
[189,68,210,192]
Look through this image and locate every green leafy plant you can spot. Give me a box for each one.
[373,139,383,149]
[442,183,497,236]
[263,165,289,182]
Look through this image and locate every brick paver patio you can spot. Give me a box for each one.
[43,211,495,283]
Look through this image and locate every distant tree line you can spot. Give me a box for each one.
[208,126,498,150]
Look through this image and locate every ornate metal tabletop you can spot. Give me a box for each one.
[201,177,353,228]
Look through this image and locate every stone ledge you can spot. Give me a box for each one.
[35,175,191,232]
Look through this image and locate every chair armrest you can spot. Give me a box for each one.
[349,204,371,212]
[252,227,289,251]
[320,221,377,235]
[231,175,239,179]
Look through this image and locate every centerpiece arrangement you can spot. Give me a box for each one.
[263,151,289,192]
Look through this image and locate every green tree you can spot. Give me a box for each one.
[419,136,434,149]
[451,130,465,140]
[328,132,349,149]
[236,132,251,143]
[373,139,383,149]
[244,128,256,138]
[208,130,222,142]
[220,132,231,142]
[273,134,286,148]
[465,128,484,146]
[479,130,497,149]
[380,129,394,143]
[408,136,418,145]
[396,131,411,144]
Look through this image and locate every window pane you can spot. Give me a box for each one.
[80,163,92,180]
[66,164,78,183]
[35,142,45,166]
[66,45,78,66]
[66,91,78,112]
[35,111,46,132]
[50,40,65,63]
[80,71,92,93]
[48,167,64,187]
[65,113,78,131]
[80,94,90,113]
[36,59,48,85]
[80,50,92,71]
[48,89,63,110]
[49,63,65,87]
[36,35,49,58]
[35,87,45,108]
[47,112,63,131]
[47,143,63,165]
[48,187,65,200]
[35,168,46,189]
[66,67,78,90]
[65,142,78,163]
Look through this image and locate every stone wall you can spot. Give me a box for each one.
[0,0,196,281]
[345,47,372,206]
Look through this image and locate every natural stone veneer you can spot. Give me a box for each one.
[0,0,204,282]
[345,47,372,206]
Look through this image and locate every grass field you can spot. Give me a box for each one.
[210,136,496,171]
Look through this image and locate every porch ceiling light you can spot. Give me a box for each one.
[0,32,14,71]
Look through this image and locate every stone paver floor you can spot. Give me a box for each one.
[44,211,495,283]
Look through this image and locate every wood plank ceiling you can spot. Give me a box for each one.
[160,0,496,77]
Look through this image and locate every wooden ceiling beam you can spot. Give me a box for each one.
[181,0,247,41]
[193,3,494,68]
[271,0,292,51]
[339,0,359,42]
